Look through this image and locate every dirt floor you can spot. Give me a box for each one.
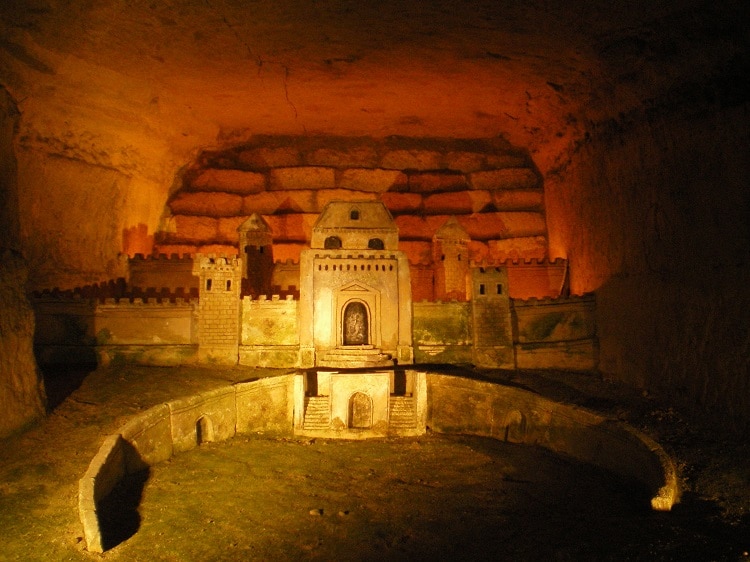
[0,365,748,561]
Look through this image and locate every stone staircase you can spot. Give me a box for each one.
[303,396,331,430]
[389,396,417,429]
[317,345,393,369]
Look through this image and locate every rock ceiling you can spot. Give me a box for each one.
[1,0,746,288]
[3,0,741,169]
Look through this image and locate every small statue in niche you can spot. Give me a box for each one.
[344,302,368,345]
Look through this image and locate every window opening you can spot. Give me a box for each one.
[325,236,342,249]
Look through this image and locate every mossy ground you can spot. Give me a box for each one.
[0,365,747,561]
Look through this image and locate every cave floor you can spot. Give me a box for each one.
[0,365,748,561]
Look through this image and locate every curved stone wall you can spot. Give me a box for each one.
[79,373,679,553]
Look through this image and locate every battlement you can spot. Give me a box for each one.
[273,258,300,266]
[512,293,595,307]
[130,253,194,262]
[243,294,299,304]
[32,283,200,304]
[471,266,507,275]
[470,257,567,268]
[98,297,196,306]
[195,254,241,272]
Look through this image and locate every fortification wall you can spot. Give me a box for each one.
[95,299,197,366]
[33,296,198,366]
[239,295,300,368]
[34,291,597,370]
[413,301,473,364]
[513,294,597,370]
[413,295,597,370]
[128,253,198,292]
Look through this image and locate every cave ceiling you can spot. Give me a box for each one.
[2,0,745,176]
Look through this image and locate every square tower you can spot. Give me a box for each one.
[470,266,514,368]
[194,255,241,364]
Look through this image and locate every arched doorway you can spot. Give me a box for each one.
[196,416,214,445]
[343,301,369,345]
[349,392,372,428]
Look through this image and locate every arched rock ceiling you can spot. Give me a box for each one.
[2,0,745,177]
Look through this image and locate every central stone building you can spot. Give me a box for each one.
[298,201,414,369]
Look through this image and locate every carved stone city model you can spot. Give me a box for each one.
[34,200,596,437]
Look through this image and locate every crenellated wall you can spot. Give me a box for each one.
[412,295,597,370]
[34,296,198,366]
[128,253,198,292]
[239,295,300,368]
[513,295,597,371]
[34,291,597,372]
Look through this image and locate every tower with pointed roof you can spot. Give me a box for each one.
[432,216,470,301]
[238,213,273,296]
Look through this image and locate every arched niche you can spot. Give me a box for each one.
[343,301,369,346]
[348,392,372,428]
[196,416,215,445]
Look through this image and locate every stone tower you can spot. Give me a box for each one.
[470,266,514,368]
[432,216,470,301]
[194,255,241,364]
[238,213,273,296]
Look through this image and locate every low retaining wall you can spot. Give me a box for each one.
[78,375,295,553]
[79,373,679,553]
[426,374,679,511]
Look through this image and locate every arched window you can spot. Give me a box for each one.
[368,238,384,250]
[324,236,342,249]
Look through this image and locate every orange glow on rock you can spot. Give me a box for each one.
[122,224,154,257]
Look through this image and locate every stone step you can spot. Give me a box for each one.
[318,347,393,368]
[319,358,393,369]
[303,396,330,430]
[389,396,416,428]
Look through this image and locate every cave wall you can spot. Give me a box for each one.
[546,97,750,433]
[2,0,747,437]
[0,88,46,437]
